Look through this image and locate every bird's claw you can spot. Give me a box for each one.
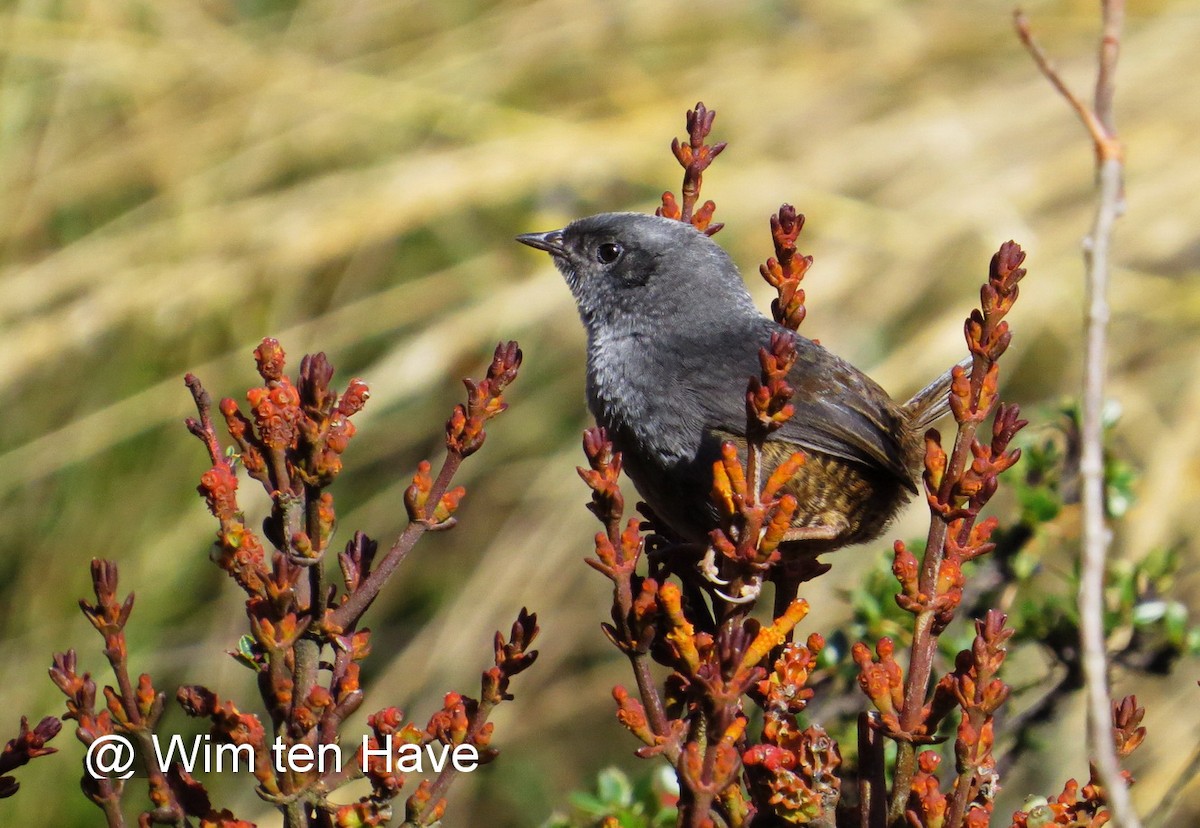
[698,546,730,585]
[715,576,763,604]
[700,546,765,603]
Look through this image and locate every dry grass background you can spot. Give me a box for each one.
[1,0,1198,825]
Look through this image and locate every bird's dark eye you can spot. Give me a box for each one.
[596,242,623,264]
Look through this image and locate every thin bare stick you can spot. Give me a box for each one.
[1015,4,1137,828]
[1094,1,1124,135]
[857,712,886,828]
[1080,150,1138,828]
[1013,11,1107,151]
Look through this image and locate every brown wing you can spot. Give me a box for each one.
[772,342,916,492]
[684,323,916,491]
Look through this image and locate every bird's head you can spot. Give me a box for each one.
[517,212,756,334]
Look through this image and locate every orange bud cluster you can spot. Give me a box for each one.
[198,462,239,519]
[710,441,798,572]
[859,614,1018,826]
[1111,695,1146,759]
[196,463,269,595]
[758,205,812,331]
[746,332,799,437]
[950,243,1026,428]
[445,341,522,457]
[898,241,1029,670]
[657,102,726,234]
[177,685,274,792]
[659,582,703,675]
[78,559,134,657]
[404,781,446,826]
[579,426,626,535]
[756,633,823,721]
[613,686,655,747]
[905,751,950,828]
[852,639,910,739]
[743,724,841,824]
[968,242,1025,364]
[49,649,124,824]
[928,404,1025,524]
[0,715,60,799]
[333,801,390,828]
[936,612,1013,821]
[189,338,373,604]
[426,693,474,747]
[739,601,811,677]
[180,341,531,824]
[580,428,660,662]
[246,379,302,451]
[910,408,1025,628]
[740,630,842,824]
[678,721,743,801]
[404,460,466,528]
[483,608,540,706]
[358,707,420,800]
[710,448,804,576]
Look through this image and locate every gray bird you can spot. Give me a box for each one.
[517,212,955,563]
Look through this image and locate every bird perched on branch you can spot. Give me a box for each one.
[518,212,956,564]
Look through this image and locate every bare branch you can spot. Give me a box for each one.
[1013,9,1122,162]
[1015,4,1139,827]
[1094,0,1124,134]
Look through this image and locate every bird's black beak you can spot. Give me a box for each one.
[515,229,565,256]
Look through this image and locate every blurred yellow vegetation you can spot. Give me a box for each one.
[1,1,1197,825]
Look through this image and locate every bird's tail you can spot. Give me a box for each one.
[903,356,973,432]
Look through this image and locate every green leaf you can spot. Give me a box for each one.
[596,766,634,808]
[1163,601,1189,644]
[231,635,260,670]
[1019,486,1061,524]
[1131,600,1167,626]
